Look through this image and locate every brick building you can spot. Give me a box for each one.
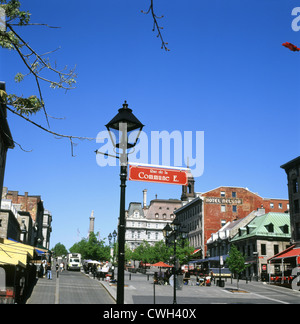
[2,188,52,249]
[201,186,289,249]
[175,174,289,258]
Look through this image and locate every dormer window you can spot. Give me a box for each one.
[265,223,274,233]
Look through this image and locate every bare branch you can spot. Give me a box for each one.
[6,105,95,141]
[142,0,170,51]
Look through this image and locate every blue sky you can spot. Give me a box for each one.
[1,0,300,250]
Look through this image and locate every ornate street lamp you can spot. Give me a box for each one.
[163,219,188,304]
[105,101,144,304]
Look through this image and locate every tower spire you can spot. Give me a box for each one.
[88,210,95,236]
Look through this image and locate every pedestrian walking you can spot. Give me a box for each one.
[47,263,52,280]
[60,262,64,272]
[56,263,59,278]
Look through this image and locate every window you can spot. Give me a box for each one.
[261,244,266,255]
[294,199,300,214]
[155,213,159,218]
[221,205,226,212]
[221,219,226,227]
[281,224,289,234]
[221,191,225,197]
[270,203,274,209]
[232,191,236,198]
[295,223,300,240]
[293,179,299,194]
[266,223,274,233]
[274,245,279,255]
[155,232,158,240]
[148,232,151,240]
[131,231,135,239]
[278,203,282,209]
[137,231,141,239]
[232,205,237,212]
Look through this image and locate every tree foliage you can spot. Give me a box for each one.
[130,239,194,266]
[0,0,76,115]
[226,244,247,289]
[51,242,68,257]
[69,232,111,261]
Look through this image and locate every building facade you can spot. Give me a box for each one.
[0,82,14,207]
[2,188,52,249]
[176,182,289,258]
[281,156,300,247]
[230,212,291,279]
[125,190,182,250]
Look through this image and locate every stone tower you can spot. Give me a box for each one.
[181,169,196,202]
[88,210,95,236]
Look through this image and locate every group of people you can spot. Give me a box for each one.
[153,270,212,286]
[38,260,65,280]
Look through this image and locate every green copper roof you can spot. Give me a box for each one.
[231,212,290,241]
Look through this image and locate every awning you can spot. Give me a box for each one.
[2,238,35,259]
[0,238,36,268]
[0,239,33,268]
[192,248,201,255]
[189,254,229,264]
[0,251,26,268]
[34,247,49,256]
[268,245,300,263]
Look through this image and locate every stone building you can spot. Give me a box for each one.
[281,156,300,246]
[125,189,182,250]
[230,212,291,279]
[0,82,14,207]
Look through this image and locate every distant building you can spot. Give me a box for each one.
[2,188,51,249]
[230,212,291,279]
[0,82,14,207]
[125,189,182,250]
[88,210,95,237]
[176,175,289,258]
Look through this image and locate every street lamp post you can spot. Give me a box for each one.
[105,101,144,305]
[163,219,188,304]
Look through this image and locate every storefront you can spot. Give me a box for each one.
[0,238,37,303]
[268,245,300,288]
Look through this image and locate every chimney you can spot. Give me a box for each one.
[143,189,147,209]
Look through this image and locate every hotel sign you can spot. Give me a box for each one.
[205,197,243,205]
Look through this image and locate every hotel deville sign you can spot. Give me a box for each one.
[128,163,188,186]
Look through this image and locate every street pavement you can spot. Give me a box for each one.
[25,266,300,304]
[100,270,300,304]
[26,267,114,304]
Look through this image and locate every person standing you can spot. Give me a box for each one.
[46,263,52,280]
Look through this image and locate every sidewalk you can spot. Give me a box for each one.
[97,270,270,304]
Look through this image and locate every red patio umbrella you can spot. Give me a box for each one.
[152,261,172,268]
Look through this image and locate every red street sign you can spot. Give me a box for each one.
[129,165,188,185]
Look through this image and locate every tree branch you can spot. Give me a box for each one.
[6,105,95,157]
[142,0,170,51]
